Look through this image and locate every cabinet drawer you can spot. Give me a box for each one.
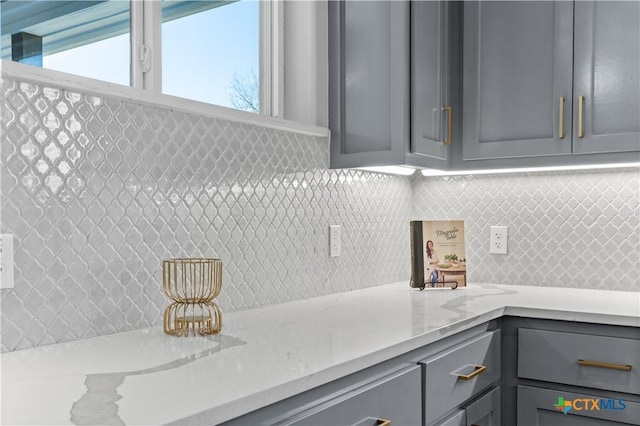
[465,387,500,426]
[518,385,640,426]
[421,330,501,425]
[434,410,465,426]
[518,328,640,395]
[281,364,421,426]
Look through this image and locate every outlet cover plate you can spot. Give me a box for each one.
[0,234,15,289]
[490,226,508,254]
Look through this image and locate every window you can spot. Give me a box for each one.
[1,0,267,115]
[1,0,131,86]
[161,1,259,112]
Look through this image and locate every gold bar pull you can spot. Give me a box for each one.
[376,419,391,426]
[442,106,452,146]
[578,95,585,138]
[456,365,487,381]
[578,359,632,372]
[558,97,565,139]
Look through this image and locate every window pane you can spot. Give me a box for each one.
[162,0,260,113]
[0,0,130,86]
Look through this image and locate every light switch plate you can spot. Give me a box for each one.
[329,225,341,257]
[0,234,15,289]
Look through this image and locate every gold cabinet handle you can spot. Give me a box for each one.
[456,365,487,381]
[578,95,585,138]
[578,359,632,372]
[558,97,565,139]
[442,106,452,146]
[376,420,391,426]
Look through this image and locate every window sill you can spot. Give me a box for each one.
[1,60,330,138]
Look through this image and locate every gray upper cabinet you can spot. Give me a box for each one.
[462,0,640,166]
[329,0,639,171]
[462,1,574,161]
[329,0,457,169]
[573,1,640,154]
[329,1,410,169]
[411,1,456,166]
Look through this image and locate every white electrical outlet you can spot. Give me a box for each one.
[0,234,15,289]
[489,226,508,254]
[329,225,341,257]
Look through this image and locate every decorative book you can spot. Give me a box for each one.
[410,220,466,290]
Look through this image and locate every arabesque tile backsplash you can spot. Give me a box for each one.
[412,169,639,292]
[1,76,639,352]
[0,77,412,351]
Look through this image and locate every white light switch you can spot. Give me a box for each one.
[0,234,15,289]
[329,225,341,257]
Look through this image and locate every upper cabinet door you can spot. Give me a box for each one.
[462,1,574,161]
[411,1,451,164]
[573,1,640,154]
[329,1,410,169]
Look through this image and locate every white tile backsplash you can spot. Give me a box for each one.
[1,75,638,352]
[0,78,412,351]
[413,169,640,291]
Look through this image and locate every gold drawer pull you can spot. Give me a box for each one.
[578,95,585,138]
[376,419,391,426]
[558,97,565,139]
[442,106,452,146]
[457,365,487,381]
[578,359,632,372]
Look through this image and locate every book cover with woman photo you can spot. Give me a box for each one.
[410,220,466,289]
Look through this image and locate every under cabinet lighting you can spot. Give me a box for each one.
[421,162,640,177]
[356,166,417,176]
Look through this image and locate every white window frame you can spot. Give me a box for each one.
[260,0,284,118]
[0,0,328,137]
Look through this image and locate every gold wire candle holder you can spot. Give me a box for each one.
[162,258,223,336]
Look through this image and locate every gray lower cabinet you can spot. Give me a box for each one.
[420,330,501,425]
[281,365,421,426]
[437,387,501,426]
[517,386,640,426]
[510,319,640,426]
[435,410,466,426]
[572,1,640,154]
[224,325,499,426]
[222,363,422,426]
[518,328,640,395]
[224,319,639,426]
[465,387,500,426]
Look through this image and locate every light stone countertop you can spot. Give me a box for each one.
[1,282,639,425]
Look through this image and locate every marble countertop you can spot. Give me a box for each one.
[2,283,639,425]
